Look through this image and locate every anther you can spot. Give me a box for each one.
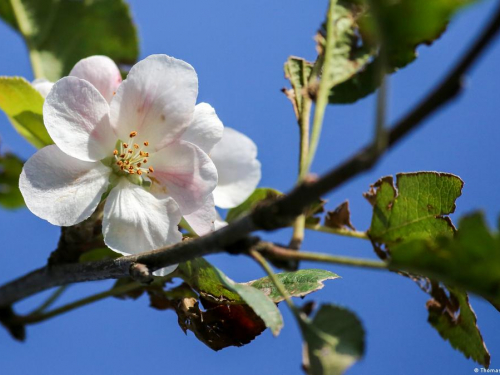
[113,150,118,155]
[133,144,139,149]
[143,159,148,163]
[128,149,133,154]
[120,154,126,158]
[137,163,142,167]
[117,161,123,166]
[144,141,149,146]
[130,131,138,138]
[137,170,143,175]
[123,143,129,148]
[148,166,154,173]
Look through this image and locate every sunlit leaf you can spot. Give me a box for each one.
[0,0,138,81]
[0,77,51,148]
[367,172,463,246]
[249,269,339,303]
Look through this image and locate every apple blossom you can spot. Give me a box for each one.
[20,55,218,275]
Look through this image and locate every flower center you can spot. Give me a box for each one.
[112,131,154,176]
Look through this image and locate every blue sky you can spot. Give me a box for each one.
[1,1,499,374]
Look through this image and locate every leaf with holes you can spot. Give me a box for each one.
[367,172,463,247]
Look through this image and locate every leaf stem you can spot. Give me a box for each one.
[259,244,388,271]
[15,281,142,325]
[304,224,369,240]
[9,0,45,78]
[250,250,298,314]
[29,285,68,316]
[305,0,337,172]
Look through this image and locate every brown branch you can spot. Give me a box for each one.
[1,2,500,309]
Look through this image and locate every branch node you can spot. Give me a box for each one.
[129,263,153,284]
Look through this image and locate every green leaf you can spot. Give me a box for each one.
[301,304,365,375]
[249,269,339,303]
[225,188,283,223]
[0,153,24,209]
[367,172,463,246]
[391,212,500,303]
[177,258,244,303]
[78,247,121,263]
[0,0,139,81]
[427,285,490,367]
[0,77,52,148]
[316,1,372,90]
[178,258,283,335]
[283,57,314,116]
[324,0,479,104]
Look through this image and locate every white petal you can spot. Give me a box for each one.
[211,127,261,208]
[149,141,218,215]
[183,193,216,236]
[214,211,228,230]
[44,77,116,162]
[32,79,54,98]
[109,54,198,149]
[180,103,224,154]
[103,178,183,257]
[70,56,122,104]
[19,145,111,226]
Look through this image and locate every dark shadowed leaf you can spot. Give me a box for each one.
[0,77,51,148]
[0,153,24,209]
[0,0,138,81]
[391,212,500,303]
[178,258,283,335]
[225,188,282,223]
[249,269,339,303]
[301,304,365,375]
[175,297,267,351]
[367,172,463,246]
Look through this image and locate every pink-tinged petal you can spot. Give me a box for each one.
[180,103,224,154]
[183,193,216,236]
[70,56,122,104]
[109,54,198,149]
[44,77,116,162]
[103,178,182,263]
[148,141,218,215]
[19,145,111,226]
[32,79,54,98]
[211,127,261,208]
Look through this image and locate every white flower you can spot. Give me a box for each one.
[20,55,219,275]
[181,109,262,235]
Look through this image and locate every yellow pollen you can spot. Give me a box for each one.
[133,143,139,149]
[144,141,149,146]
[130,131,138,138]
[139,151,145,156]
[148,166,154,173]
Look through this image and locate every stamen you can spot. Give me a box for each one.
[133,144,139,149]
[137,163,142,167]
[143,159,148,163]
[144,141,149,146]
[128,150,133,154]
[137,170,143,175]
[148,166,154,173]
[123,143,129,148]
[117,161,123,166]
[120,154,126,158]
[130,131,138,138]
[113,150,118,155]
